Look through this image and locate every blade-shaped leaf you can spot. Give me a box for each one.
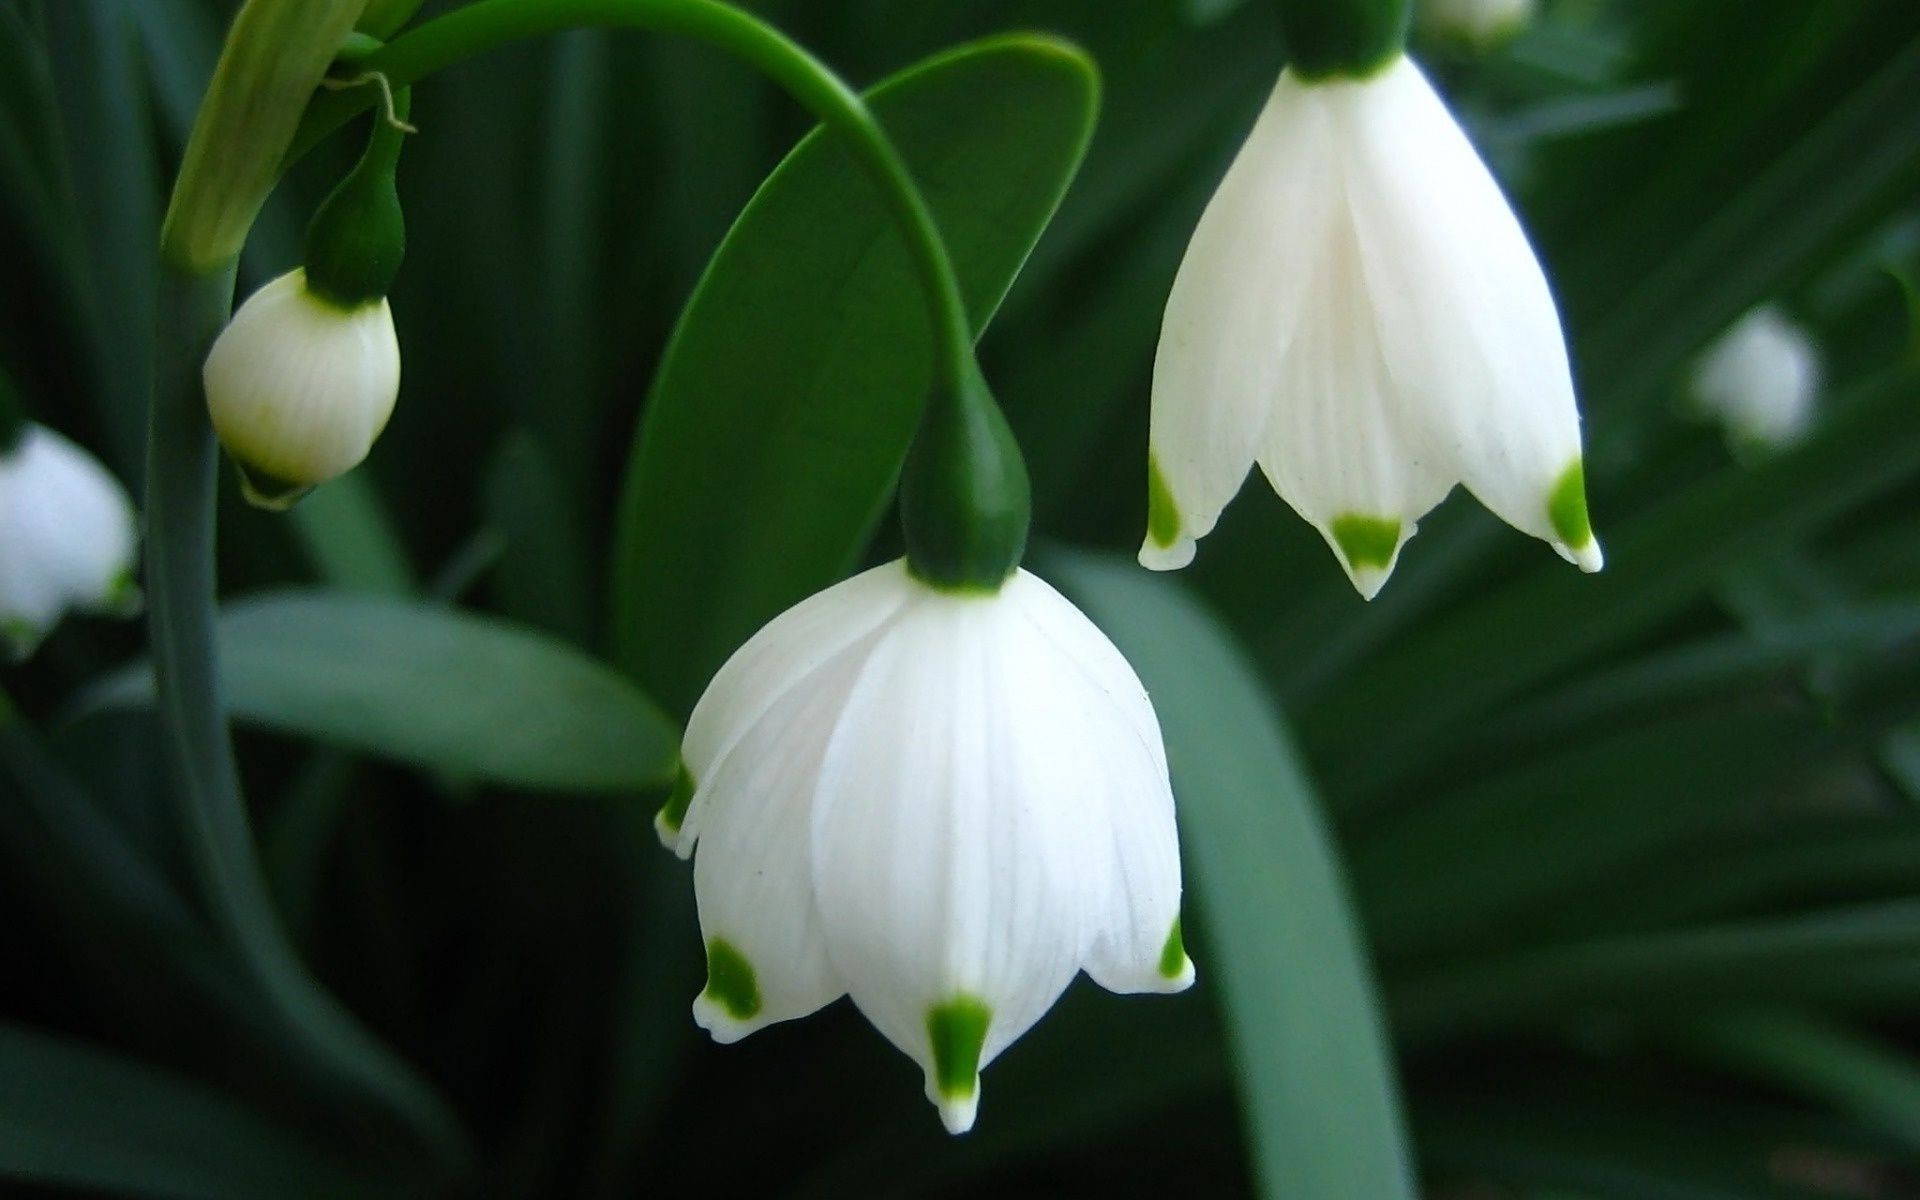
[82,591,677,792]
[610,35,1098,712]
[0,1023,418,1198]
[1050,550,1417,1200]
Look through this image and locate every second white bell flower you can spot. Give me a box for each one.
[1691,306,1821,451]
[1142,54,1600,598]
[658,559,1192,1135]
[0,425,140,658]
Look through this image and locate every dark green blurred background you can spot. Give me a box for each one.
[4,0,1920,1195]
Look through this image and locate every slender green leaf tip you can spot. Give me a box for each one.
[927,996,992,1099]
[701,939,761,1021]
[1330,514,1402,571]
[1159,916,1189,979]
[1146,454,1182,549]
[656,762,696,834]
[1547,459,1594,550]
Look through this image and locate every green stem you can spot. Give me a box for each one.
[147,263,465,1166]
[291,0,977,399]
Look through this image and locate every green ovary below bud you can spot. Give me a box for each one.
[304,92,410,309]
[202,267,400,509]
[899,363,1032,593]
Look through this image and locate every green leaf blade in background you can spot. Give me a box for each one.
[1052,551,1417,1200]
[84,591,677,793]
[0,1023,420,1199]
[610,34,1099,712]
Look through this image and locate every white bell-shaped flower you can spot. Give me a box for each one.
[202,267,400,507]
[1141,54,1600,598]
[1421,0,1536,49]
[1691,306,1821,451]
[658,559,1192,1134]
[0,425,140,658]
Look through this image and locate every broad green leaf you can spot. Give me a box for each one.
[1051,551,1416,1200]
[610,35,1098,712]
[0,1023,418,1198]
[84,591,677,793]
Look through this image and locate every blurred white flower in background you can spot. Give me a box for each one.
[1421,0,1537,50]
[203,266,401,509]
[659,559,1192,1134]
[0,425,140,659]
[1691,306,1822,452]
[1142,54,1599,598]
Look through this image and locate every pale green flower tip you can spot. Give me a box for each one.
[2,615,45,663]
[1157,916,1197,991]
[1547,459,1602,573]
[98,569,145,620]
[235,462,313,513]
[1328,513,1405,601]
[653,763,696,857]
[926,996,991,1134]
[692,938,762,1044]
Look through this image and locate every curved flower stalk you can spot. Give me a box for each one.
[1141,52,1600,598]
[1692,306,1822,452]
[659,560,1192,1134]
[0,424,140,658]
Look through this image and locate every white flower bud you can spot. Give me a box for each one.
[0,425,140,658]
[1142,55,1599,598]
[202,267,400,508]
[1691,307,1821,452]
[1422,0,1536,49]
[660,560,1192,1134]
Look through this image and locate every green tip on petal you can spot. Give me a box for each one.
[701,938,761,1021]
[1329,514,1402,572]
[927,995,992,1104]
[1159,917,1189,980]
[234,462,313,512]
[656,762,695,833]
[2,616,43,662]
[1547,459,1602,571]
[1145,454,1182,551]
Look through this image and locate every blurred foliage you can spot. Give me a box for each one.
[4,0,1920,1195]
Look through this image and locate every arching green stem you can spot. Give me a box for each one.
[290,0,978,404]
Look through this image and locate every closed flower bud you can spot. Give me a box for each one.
[1142,54,1599,598]
[1422,0,1536,50]
[659,559,1192,1134]
[1691,306,1821,452]
[202,267,401,508]
[0,425,140,657]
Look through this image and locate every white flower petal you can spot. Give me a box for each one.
[1340,57,1597,569]
[1143,74,1340,571]
[809,591,1089,1134]
[663,560,913,856]
[0,426,138,654]
[203,268,400,490]
[688,654,865,1043]
[1005,573,1189,994]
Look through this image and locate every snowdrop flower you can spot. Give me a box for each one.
[1141,53,1600,598]
[1691,306,1821,451]
[0,425,140,658]
[658,559,1191,1134]
[203,266,400,508]
[1421,0,1535,49]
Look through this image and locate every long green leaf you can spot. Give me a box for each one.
[610,35,1098,712]
[0,1024,418,1198]
[1051,551,1416,1200]
[83,591,677,793]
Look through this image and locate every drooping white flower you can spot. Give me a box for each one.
[203,267,400,507]
[657,559,1192,1134]
[0,425,140,658]
[1421,0,1536,49]
[1141,54,1600,598]
[1691,306,1821,451]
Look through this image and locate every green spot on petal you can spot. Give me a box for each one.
[1146,454,1181,550]
[1548,459,1593,549]
[1330,514,1402,571]
[233,461,312,512]
[701,938,761,1021]
[926,995,992,1101]
[1159,917,1188,979]
[656,762,695,833]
